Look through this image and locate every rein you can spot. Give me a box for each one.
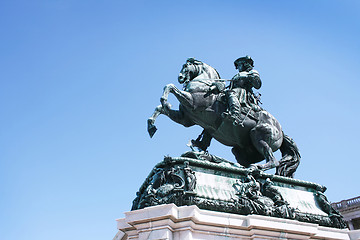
[183,79,231,87]
[185,79,213,86]
[191,78,232,81]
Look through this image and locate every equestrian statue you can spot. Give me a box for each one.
[147,57,300,178]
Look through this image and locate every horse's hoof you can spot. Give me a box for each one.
[248,164,262,175]
[147,119,157,138]
[248,164,257,170]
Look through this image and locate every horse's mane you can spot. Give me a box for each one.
[194,61,221,79]
[185,58,221,80]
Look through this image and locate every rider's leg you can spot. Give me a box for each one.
[225,89,242,125]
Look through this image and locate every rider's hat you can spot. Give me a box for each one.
[234,55,254,67]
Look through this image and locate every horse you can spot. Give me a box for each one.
[147,58,300,178]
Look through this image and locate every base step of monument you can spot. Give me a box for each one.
[114,204,358,240]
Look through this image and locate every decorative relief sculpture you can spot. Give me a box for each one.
[183,161,196,192]
[232,175,295,218]
[131,156,347,228]
[131,161,197,210]
[315,185,344,225]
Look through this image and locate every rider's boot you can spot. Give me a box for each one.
[225,90,243,126]
[229,105,243,126]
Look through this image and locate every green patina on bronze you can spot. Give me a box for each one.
[141,57,346,229]
[148,57,300,178]
[131,155,346,229]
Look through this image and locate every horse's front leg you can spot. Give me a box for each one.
[147,104,195,138]
[160,83,174,109]
[160,84,193,110]
[147,105,163,138]
[161,84,178,102]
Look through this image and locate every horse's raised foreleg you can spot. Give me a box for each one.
[147,83,195,138]
[148,84,177,137]
[148,105,163,137]
[161,83,193,109]
[147,104,195,138]
[160,83,174,106]
[167,105,195,127]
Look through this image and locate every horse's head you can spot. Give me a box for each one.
[178,58,201,84]
[178,58,221,84]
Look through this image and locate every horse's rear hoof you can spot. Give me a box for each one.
[248,164,262,175]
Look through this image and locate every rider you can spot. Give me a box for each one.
[191,56,262,150]
[224,56,262,125]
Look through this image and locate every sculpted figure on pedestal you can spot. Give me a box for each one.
[232,174,295,217]
[183,161,196,192]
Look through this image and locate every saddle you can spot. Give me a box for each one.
[217,93,261,123]
[239,106,261,122]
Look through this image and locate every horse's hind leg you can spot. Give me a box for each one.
[249,127,280,171]
[232,146,263,168]
[192,130,212,151]
[232,147,251,168]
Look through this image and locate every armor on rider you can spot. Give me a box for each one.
[225,56,262,125]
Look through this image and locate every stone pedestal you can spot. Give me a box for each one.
[114,204,358,240]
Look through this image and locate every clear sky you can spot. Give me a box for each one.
[1,1,359,239]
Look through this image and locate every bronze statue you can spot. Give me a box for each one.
[148,57,300,177]
[223,56,262,126]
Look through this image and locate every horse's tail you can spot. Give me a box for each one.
[276,133,301,178]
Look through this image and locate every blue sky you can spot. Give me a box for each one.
[1,1,359,239]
